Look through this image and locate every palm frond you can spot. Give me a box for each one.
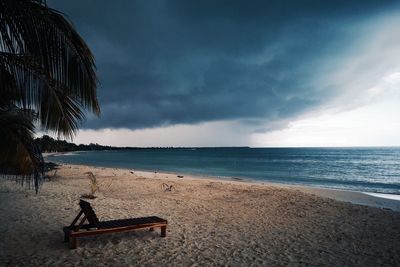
[0,0,99,137]
[0,53,90,138]
[0,104,43,192]
[0,0,99,191]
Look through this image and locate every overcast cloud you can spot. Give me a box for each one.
[41,1,400,146]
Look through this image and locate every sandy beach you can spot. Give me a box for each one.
[1,163,400,266]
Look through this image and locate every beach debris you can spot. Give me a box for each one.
[81,193,97,199]
[177,175,184,178]
[44,169,58,181]
[101,178,115,192]
[162,183,175,192]
[129,171,139,178]
[81,172,99,199]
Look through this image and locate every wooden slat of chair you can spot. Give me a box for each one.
[70,222,167,237]
[63,200,168,249]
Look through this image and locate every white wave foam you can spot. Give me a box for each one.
[364,192,400,201]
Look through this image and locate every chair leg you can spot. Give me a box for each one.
[63,227,70,243]
[161,226,167,237]
[64,232,70,243]
[69,237,78,249]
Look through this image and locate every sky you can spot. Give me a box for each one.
[47,0,400,147]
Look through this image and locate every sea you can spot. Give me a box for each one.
[48,147,400,195]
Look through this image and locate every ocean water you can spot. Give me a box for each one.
[48,147,400,194]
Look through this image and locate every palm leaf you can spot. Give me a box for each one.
[0,104,43,192]
[0,0,99,137]
[0,0,100,191]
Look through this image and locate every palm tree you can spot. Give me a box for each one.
[0,0,100,191]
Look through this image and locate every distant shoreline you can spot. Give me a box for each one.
[44,148,400,197]
[46,158,400,212]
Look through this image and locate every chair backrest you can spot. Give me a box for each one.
[79,200,100,226]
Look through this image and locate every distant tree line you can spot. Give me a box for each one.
[34,135,250,152]
[34,135,120,152]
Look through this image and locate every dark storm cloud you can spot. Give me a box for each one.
[48,0,398,130]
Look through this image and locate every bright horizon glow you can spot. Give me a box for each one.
[251,71,400,147]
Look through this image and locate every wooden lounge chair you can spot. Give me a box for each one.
[63,200,168,249]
